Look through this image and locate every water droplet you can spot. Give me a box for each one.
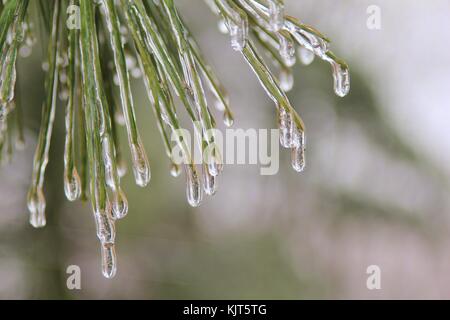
[185,165,202,207]
[111,188,128,220]
[279,69,294,92]
[101,243,117,279]
[170,163,181,177]
[223,110,234,127]
[64,168,81,201]
[298,47,314,65]
[130,142,151,187]
[27,188,46,228]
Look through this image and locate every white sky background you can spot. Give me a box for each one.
[285,0,450,175]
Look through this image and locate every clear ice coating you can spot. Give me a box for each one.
[101,243,117,279]
[268,0,285,32]
[278,107,296,149]
[185,164,203,207]
[130,142,151,187]
[170,163,181,177]
[291,131,305,173]
[64,168,82,201]
[0,45,18,105]
[203,164,218,196]
[27,187,46,228]
[111,188,128,220]
[279,68,293,92]
[206,148,224,177]
[330,59,350,97]
[278,31,296,67]
[223,109,234,127]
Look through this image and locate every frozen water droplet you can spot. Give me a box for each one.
[101,243,117,279]
[64,168,81,201]
[278,107,296,148]
[185,165,202,207]
[27,188,46,228]
[206,149,223,177]
[291,131,306,172]
[331,61,350,97]
[298,47,314,65]
[203,165,218,196]
[279,69,294,92]
[223,110,234,127]
[218,19,229,34]
[278,32,296,67]
[111,188,128,220]
[117,159,127,178]
[170,163,181,177]
[94,209,115,244]
[131,142,150,187]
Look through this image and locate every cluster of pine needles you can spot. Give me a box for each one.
[0,0,349,278]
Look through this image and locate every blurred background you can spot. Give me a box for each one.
[1,0,450,299]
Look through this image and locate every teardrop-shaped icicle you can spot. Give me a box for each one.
[93,209,116,245]
[278,107,296,148]
[291,131,306,172]
[117,158,127,178]
[131,142,151,187]
[111,188,128,220]
[331,61,350,97]
[223,110,234,127]
[27,187,46,228]
[185,165,203,207]
[170,163,181,177]
[203,165,218,196]
[206,149,224,177]
[101,243,117,279]
[0,45,18,105]
[279,68,294,92]
[64,168,81,201]
[298,47,315,66]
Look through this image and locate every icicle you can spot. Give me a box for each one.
[63,25,81,202]
[329,58,350,97]
[170,163,181,177]
[291,131,305,172]
[64,169,82,201]
[185,164,203,207]
[203,164,218,196]
[279,68,293,92]
[298,47,314,65]
[101,243,117,279]
[111,188,128,220]
[278,107,296,148]
[27,187,46,228]
[131,142,151,187]
[223,109,234,127]
[277,31,296,67]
